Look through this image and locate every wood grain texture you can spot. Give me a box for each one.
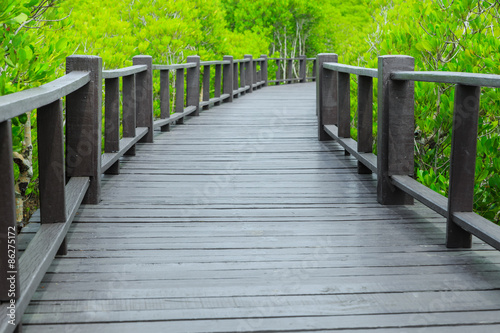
[0,72,89,122]
[376,55,414,205]
[357,75,373,174]
[159,69,170,132]
[222,56,233,103]
[175,68,185,124]
[65,55,102,204]
[214,64,222,106]
[20,83,500,333]
[186,56,200,116]
[37,99,66,222]
[446,84,481,248]
[260,54,268,86]
[316,53,338,141]
[132,56,153,143]
[104,77,120,174]
[337,72,350,138]
[102,65,147,79]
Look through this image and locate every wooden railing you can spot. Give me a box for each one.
[0,53,313,333]
[269,56,316,84]
[317,53,500,252]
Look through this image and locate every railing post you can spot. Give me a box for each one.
[377,55,415,205]
[223,55,234,103]
[317,53,338,141]
[186,55,201,115]
[214,64,222,105]
[66,55,103,204]
[300,55,307,83]
[244,55,253,93]
[287,58,293,84]
[357,75,374,174]
[122,74,137,155]
[0,120,18,302]
[159,69,171,132]
[133,55,153,143]
[260,54,268,86]
[104,77,120,174]
[446,84,480,248]
[202,64,210,110]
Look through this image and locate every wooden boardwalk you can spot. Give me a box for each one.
[22,83,500,332]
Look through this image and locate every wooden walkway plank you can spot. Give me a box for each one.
[22,82,500,332]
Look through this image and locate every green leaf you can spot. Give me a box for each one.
[18,113,27,124]
[12,13,28,24]
[55,38,67,52]
[4,57,15,68]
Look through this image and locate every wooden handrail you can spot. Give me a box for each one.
[0,72,90,122]
[102,65,148,79]
[200,60,231,66]
[318,52,500,252]
[152,63,197,70]
[392,70,500,87]
[323,62,378,78]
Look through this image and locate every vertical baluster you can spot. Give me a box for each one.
[244,55,253,93]
[223,55,234,103]
[300,55,307,83]
[338,71,351,156]
[337,72,351,139]
[239,61,246,95]
[357,75,374,174]
[377,55,415,205]
[66,55,103,204]
[38,99,68,255]
[122,74,136,155]
[0,120,18,301]
[287,58,293,84]
[175,68,185,124]
[233,60,239,97]
[160,69,170,132]
[186,55,200,116]
[275,59,281,85]
[312,59,317,82]
[214,64,222,106]
[317,53,338,141]
[260,55,268,87]
[446,84,480,248]
[104,77,120,174]
[133,55,153,143]
[202,64,210,110]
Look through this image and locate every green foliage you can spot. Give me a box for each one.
[340,0,500,224]
[49,0,268,69]
[2,0,69,220]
